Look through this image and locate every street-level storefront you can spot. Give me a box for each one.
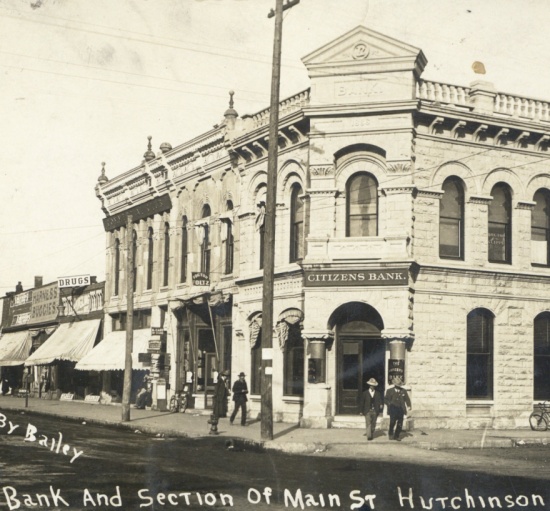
[25,319,102,399]
[173,292,232,411]
[0,330,33,394]
[300,266,413,428]
[75,328,151,403]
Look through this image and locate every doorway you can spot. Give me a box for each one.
[337,336,385,414]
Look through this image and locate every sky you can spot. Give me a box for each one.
[1,0,550,293]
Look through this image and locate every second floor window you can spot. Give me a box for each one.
[132,230,137,292]
[181,216,188,283]
[346,172,378,237]
[224,201,234,275]
[201,205,211,275]
[114,237,120,296]
[488,183,512,264]
[532,189,550,266]
[439,177,465,259]
[163,223,170,287]
[225,222,234,274]
[290,184,304,262]
[147,227,154,290]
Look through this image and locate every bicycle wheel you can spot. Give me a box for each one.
[529,412,548,431]
[169,395,178,413]
[180,396,188,413]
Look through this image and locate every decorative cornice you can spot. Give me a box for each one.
[516,200,536,211]
[387,162,411,174]
[310,165,334,176]
[381,185,416,196]
[468,195,493,205]
[416,189,443,199]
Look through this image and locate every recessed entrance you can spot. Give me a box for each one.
[330,302,385,415]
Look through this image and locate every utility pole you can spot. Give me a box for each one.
[261,0,299,441]
[122,214,134,421]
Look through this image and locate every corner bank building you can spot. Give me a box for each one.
[96,26,550,429]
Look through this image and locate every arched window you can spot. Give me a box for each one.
[146,227,154,290]
[532,189,550,266]
[113,237,120,296]
[132,230,138,292]
[201,205,211,275]
[467,308,494,399]
[180,216,188,283]
[488,183,512,264]
[289,184,304,262]
[439,177,465,259]
[224,201,234,275]
[163,223,170,287]
[534,312,550,400]
[283,325,304,396]
[346,172,378,237]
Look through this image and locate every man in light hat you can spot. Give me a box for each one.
[359,377,383,441]
[230,372,249,426]
[384,376,411,441]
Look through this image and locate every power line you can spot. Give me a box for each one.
[0,49,269,98]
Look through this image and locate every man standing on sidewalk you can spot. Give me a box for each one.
[230,372,248,426]
[384,376,411,441]
[213,370,230,419]
[359,378,383,441]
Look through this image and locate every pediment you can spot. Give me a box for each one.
[302,25,426,77]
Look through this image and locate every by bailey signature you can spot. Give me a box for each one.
[0,412,83,464]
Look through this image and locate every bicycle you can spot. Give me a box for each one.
[169,384,191,413]
[529,401,550,431]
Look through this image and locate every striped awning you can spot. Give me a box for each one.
[25,319,101,366]
[0,331,32,366]
[75,329,151,371]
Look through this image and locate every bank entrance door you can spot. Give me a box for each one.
[337,336,385,415]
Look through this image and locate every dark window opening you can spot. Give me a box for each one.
[467,309,494,399]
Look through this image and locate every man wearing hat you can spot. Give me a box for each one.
[384,376,412,441]
[230,372,249,426]
[213,369,230,419]
[359,377,383,440]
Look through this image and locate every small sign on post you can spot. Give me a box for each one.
[151,327,164,336]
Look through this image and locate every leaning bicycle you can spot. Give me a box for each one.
[529,401,550,431]
[169,384,191,413]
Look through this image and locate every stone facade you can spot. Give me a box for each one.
[96,26,550,428]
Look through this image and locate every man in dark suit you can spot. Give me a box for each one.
[359,377,383,440]
[213,370,230,419]
[384,376,412,441]
[230,372,249,426]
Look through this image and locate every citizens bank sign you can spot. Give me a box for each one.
[304,269,408,287]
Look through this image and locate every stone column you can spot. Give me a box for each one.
[300,332,334,428]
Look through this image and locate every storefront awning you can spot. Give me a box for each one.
[0,331,32,366]
[74,329,150,371]
[25,319,101,366]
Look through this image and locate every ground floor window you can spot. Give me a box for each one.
[284,326,304,396]
[467,308,494,399]
[534,312,550,400]
[250,343,262,395]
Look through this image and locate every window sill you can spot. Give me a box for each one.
[282,395,304,403]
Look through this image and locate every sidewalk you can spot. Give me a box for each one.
[1,395,549,454]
